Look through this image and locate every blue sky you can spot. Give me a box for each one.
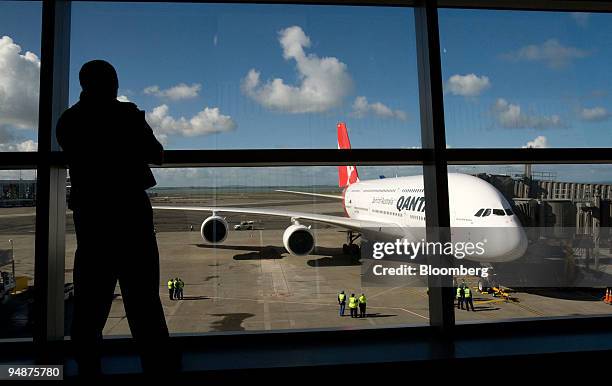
[68,3,418,150]
[1,3,612,183]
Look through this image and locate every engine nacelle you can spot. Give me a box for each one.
[200,215,229,244]
[282,224,315,256]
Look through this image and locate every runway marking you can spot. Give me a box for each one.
[261,300,272,330]
[474,298,507,305]
[368,286,405,300]
[509,301,546,317]
[0,213,36,218]
[173,294,430,321]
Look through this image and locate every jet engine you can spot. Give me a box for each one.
[282,224,315,256]
[200,215,229,243]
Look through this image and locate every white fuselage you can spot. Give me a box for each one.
[343,173,527,263]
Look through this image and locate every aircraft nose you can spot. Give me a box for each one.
[485,226,527,262]
[508,226,528,260]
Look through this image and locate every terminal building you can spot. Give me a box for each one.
[0,180,36,207]
[479,166,612,238]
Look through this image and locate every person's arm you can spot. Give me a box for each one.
[55,113,68,153]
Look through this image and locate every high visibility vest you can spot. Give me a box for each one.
[358,295,366,304]
[177,281,184,289]
[348,297,357,308]
[338,293,346,302]
[168,280,173,289]
[464,288,472,298]
[456,287,462,298]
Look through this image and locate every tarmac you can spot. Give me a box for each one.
[1,191,612,338]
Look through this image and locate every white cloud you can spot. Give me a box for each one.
[242,26,353,113]
[146,104,236,142]
[0,139,37,152]
[502,39,589,69]
[446,74,491,97]
[580,106,609,121]
[493,98,564,129]
[117,95,130,102]
[570,12,590,27]
[0,36,40,130]
[522,136,548,148]
[144,83,201,101]
[351,96,407,121]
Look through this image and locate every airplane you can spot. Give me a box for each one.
[153,122,528,264]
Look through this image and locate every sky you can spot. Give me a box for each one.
[1,3,612,184]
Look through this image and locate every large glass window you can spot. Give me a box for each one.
[0,1,41,152]
[0,169,37,340]
[448,163,612,322]
[69,3,420,150]
[6,0,612,349]
[440,10,612,148]
[64,165,431,336]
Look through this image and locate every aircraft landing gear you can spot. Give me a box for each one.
[342,231,361,261]
[478,278,490,293]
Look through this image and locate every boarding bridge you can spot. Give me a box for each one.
[476,173,612,265]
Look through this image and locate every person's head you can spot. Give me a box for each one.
[351,293,355,297]
[341,290,344,294]
[79,60,118,99]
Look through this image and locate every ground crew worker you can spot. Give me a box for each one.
[338,290,346,316]
[348,293,358,318]
[464,286,474,311]
[168,278,174,300]
[456,285,464,310]
[173,277,179,300]
[176,278,184,300]
[358,293,367,318]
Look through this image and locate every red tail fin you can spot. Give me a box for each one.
[337,122,359,188]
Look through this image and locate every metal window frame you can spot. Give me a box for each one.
[33,0,70,357]
[17,0,612,350]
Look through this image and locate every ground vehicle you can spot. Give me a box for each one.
[0,271,15,303]
[234,220,255,230]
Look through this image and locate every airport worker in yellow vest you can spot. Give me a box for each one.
[464,286,475,311]
[348,294,358,318]
[358,293,367,318]
[456,285,464,310]
[338,291,347,316]
[175,278,184,300]
[168,279,174,300]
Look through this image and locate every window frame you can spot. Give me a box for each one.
[10,0,611,349]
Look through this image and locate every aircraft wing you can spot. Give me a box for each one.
[274,189,343,200]
[153,205,397,233]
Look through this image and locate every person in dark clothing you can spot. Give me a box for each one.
[464,286,475,311]
[56,60,177,377]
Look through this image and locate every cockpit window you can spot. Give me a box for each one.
[504,209,513,216]
[474,208,484,217]
[493,209,505,216]
[482,209,491,217]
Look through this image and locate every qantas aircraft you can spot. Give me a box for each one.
[153,123,528,263]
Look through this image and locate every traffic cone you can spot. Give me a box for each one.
[605,289,611,304]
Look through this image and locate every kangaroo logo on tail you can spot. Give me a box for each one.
[337,122,360,188]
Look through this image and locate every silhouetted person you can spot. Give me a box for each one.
[56,60,176,377]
